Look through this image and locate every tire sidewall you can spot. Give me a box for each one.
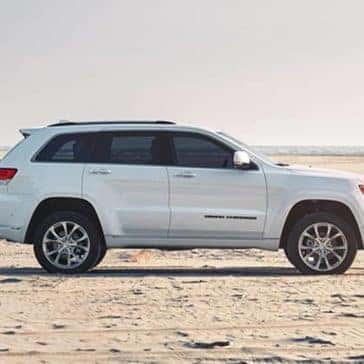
[34,211,101,274]
[286,212,358,275]
[93,243,107,268]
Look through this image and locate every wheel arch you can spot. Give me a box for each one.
[279,199,363,249]
[25,197,105,246]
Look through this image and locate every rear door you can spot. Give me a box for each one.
[82,131,171,243]
[167,132,267,243]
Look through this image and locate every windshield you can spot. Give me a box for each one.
[217,132,288,166]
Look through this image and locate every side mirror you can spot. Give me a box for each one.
[233,151,251,168]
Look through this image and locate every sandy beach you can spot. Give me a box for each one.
[0,155,363,363]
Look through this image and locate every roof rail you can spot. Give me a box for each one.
[48,120,176,127]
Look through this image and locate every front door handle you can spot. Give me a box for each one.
[174,171,197,178]
[89,168,112,175]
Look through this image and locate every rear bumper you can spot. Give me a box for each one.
[0,226,25,243]
[0,192,35,244]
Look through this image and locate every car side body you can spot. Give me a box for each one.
[0,121,363,274]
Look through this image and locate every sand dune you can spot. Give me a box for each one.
[0,156,363,363]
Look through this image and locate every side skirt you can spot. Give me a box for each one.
[105,236,280,251]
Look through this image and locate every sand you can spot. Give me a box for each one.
[0,155,363,363]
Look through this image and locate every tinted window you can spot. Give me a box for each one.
[36,134,93,163]
[172,134,233,168]
[94,132,172,165]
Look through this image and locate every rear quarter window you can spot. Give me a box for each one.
[35,133,94,163]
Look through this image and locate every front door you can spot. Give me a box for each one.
[167,132,267,243]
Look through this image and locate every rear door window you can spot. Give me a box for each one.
[93,132,172,165]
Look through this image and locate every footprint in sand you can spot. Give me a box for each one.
[0,278,22,284]
[340,312,364,318]
[131,250,152,263]
[291,336,335,346]
[110,348,121,353]
[99,315,122,320]
[185,340,232,349]
[2,331,16,335]
[52,324,66,330]
[76,348,96,352]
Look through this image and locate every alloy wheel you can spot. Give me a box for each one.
[298,222,348,272]
[42,221,91,270]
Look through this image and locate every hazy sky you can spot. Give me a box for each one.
[1,0,364,146]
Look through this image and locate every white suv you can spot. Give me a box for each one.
[0,121,363,275]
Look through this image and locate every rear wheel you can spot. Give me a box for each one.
[285,212,358,275]
[33,211,102,274]
[93,243,107,268]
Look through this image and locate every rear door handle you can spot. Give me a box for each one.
[89,168,112,175]
[174,171,197,178]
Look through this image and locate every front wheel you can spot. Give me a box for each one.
[285,212,358,275]
[33,211,102,274]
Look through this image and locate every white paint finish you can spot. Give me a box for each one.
[262,163,364,244]
[9,162,84,198]
[0,122,363,254]
[82,164,170,238]
[167,166,267,240]
[0,129,86,241]
[233,151,251,167]
[5,162,85,242]
[0,192,24,230]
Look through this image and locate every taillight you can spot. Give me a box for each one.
[0,168,18,183]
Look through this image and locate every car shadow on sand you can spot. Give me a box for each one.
[0,266,362,278]
[0,265,318,278]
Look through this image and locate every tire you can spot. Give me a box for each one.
[33,211,102,274]
[284,246,296,267]
[92,243,107,268]
[285,212,358,275]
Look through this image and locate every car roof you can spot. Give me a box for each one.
[48,120,176,127]
[41,119,218,136]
